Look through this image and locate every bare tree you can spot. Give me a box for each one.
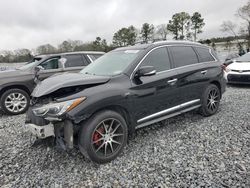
[220,21,238,37]
[236,0,250,48]
[156,24,168,40]
[220,21,242,50]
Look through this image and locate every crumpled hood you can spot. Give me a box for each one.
[32,72,110,97]
[228,61,250,71]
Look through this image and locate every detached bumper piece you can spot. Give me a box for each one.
[25,123,54,138]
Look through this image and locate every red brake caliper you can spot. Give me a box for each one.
[93,127,104,146]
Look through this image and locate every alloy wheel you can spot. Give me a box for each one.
[92,118,124,157]
[206,88,219,112]
[4,92,28,113]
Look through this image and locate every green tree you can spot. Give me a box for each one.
[36,44,57,55]
[113,26,137,46]
[58,40,74,52]
[167,14,181,40]
[191,12,205,41]
[167,12,190,40]
[92,37,109,51]
[178,12,191,39]
[14,49,32,62]
[140,23,154,43]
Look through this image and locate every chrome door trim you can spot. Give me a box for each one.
[137,99,200,123]
[136,104,201,129]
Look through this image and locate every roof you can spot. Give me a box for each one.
[114,40,207,51]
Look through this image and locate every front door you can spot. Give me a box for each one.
[38,57,63,80]
[130,47,180,126]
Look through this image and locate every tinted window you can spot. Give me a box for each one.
[65,55,84,67]
[40,58,59,70]
[141,47,171,72]
[196,47,215,62]
[170,46,198,68]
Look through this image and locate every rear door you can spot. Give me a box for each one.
[168,45,209,104]
[63,54,89,73]
[130,47,180,125]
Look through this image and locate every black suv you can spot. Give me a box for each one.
[0,51,104,115]
[25,41,226,163]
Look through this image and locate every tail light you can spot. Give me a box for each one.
[221,64,231,72]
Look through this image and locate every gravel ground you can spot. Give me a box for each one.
[0,86,249,187]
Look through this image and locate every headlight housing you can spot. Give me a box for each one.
[32,97,86,117]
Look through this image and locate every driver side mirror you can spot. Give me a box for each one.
[135,66,156,78]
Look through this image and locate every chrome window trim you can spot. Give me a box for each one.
[137,99,200,124]
[86,54,94,63]
[130,44,217,79]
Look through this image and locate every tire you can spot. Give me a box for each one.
[199,84,221,117]
[0,89,30,115]
[78,110,128,164]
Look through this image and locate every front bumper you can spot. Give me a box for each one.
[25,123,54,138]
[25,107,74,149]
[227,72,250,84]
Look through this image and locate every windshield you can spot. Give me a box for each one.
[18,57,42,70]
[236,53,250,62]
[81,50,141,76]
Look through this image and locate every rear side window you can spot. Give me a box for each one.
[169,46,198,68]
[64,55,85,68]
[140,47,171,72]
[195,47,215,62]
[88,54,103,61]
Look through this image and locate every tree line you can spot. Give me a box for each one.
[2,11,205,63]
[216,0,250,53]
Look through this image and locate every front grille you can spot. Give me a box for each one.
[231,69,250,73]
[227,74,250,83]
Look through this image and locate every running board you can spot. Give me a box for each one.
[135,104,201,129]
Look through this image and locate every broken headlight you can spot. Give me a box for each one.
[32,97,86,117]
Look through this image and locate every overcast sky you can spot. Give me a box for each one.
[0,0,248,51]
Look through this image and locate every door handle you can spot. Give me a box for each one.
[167,78,178,85]
[201,70,207,75]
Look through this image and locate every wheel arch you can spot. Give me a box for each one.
[0,84,31,98]
[210,80,221,97]
[84,105,135,136]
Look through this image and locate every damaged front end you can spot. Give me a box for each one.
[25,72,110,150]
[25,95,86,150]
